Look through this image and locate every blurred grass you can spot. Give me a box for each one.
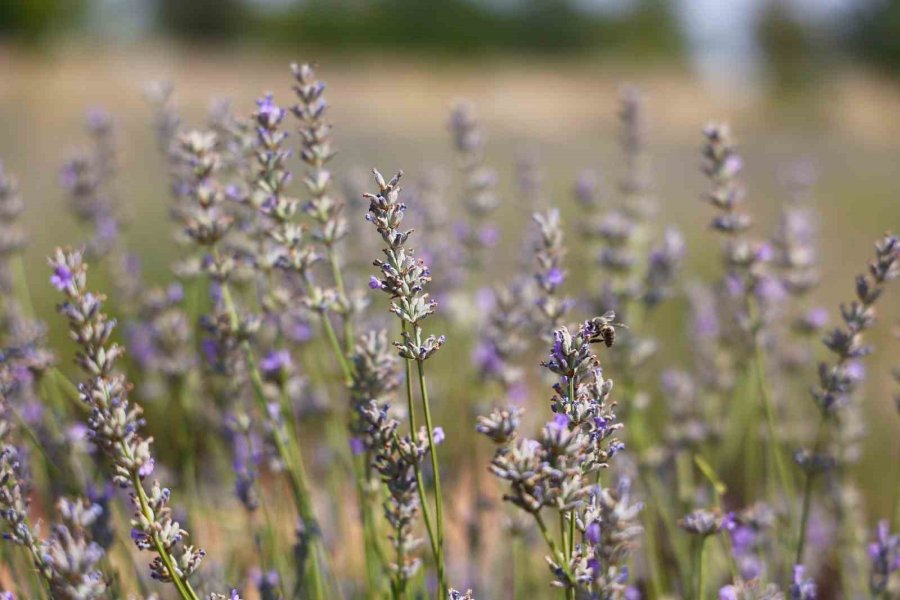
[1,41,899,542]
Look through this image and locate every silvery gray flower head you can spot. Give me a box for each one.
[40,497,108,600]
[532,209,572,333]
[248,92,319,283]
[448,589,475,600]
[679,507,724,537]
[1,444,107,600]
[177,130,235,251]
[349,330,400,447]
[449,100,499,218]
[362,400,432,587]
[719,580,785,600]
[541,317,624,467]
[144,81,182,165]
[702,123,750,238]
[618,86,654,221]
[476,406,522,445]
[556,479,642,598]
[365,169,445,360]
[291,63,347,248]
[0,444,36,550]
[49,247,205,587]
[206,592,242,600]
[773,199,819,297]
[0,162,26,285]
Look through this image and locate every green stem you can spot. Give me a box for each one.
[414,356,446,597]
[11,255,36,320]
[695,537,708,600]
[534,511,574,593]
[795,415,827,566]
[752,328,796,519]
[319,309,353,385]
[559,512,569,560]
[326,245,354,356]
[398,323,440,581]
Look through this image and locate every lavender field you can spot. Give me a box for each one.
[0,42,899,600]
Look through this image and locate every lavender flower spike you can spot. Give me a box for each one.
[364,168,448,594]
[49,247,204,600]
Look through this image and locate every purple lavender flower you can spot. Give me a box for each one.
[868,520,899,595]
[260,349,292,380]
[50,264,73,291]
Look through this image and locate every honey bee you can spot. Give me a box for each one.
[588,312,627,348]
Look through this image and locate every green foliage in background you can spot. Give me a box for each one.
[0,0,83,42]
[848,0,900,75]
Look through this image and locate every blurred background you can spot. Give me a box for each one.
[1,0,899,525]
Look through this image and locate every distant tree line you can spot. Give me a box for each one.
[2,0,900,77]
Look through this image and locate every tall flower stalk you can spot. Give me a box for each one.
[794,233,898,565]
[701,123,796,519]
[48,247,205,600]
[291,63,354,357]
[364,169,448,596]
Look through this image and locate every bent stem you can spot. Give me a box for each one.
[399,323,440,587]
[415,353,447,596]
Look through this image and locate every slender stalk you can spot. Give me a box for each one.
[694,537,708,600]
[326,246,354,355]
[397,324,440,582]
[751,324,796,518]
[534,511,574,596]
[318,308,353,385]
[11,255,36,320]
[414,355,446,596]
[795,415,826,566]
[559,512,569,561]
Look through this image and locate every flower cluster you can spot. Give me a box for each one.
[448,101,499,269]
[810,233,898,416]
[357,400,431,592]
[49,247,205,591]
[291,63,347,250]
[480,316,632,594]
[532,209,572,334]
[0,162,26,295]
[178,130,234,256]
[868,519,899,595]
[349,330,400,450]
[365,169,445,361]
[60,109,121,259]
[1,425,107,600]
